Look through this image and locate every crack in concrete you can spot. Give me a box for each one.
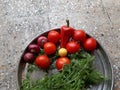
[100,0,114,30]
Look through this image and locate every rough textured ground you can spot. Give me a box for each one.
[0,0,120,89]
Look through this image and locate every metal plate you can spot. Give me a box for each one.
[17,29,113,90]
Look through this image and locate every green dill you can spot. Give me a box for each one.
[39,49,44,55]
[27,64,39,73]
[20,50,106,90]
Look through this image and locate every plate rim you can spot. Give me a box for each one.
[96,40,114,90]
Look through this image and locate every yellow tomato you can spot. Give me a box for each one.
[58,48,67,57]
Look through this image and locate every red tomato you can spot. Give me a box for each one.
[66,41,80,54]
[35,55,50,69]
[73,30,86,42]
[83,37,97,51]
[56,57,70,70]
[44,42,56,55]
[48,30,60,43]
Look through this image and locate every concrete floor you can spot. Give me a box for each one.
[0,0,120,89]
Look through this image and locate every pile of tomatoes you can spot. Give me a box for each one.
[23,29,97,71]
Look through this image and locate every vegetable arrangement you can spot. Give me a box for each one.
[21,20,105,90]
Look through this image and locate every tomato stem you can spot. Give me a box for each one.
[66,19,69,27]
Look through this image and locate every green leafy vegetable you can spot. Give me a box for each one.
[27,64,39,73]
[21,50,105,90]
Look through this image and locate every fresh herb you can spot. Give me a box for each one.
[27,64,39,73]
[39,49,44,55]
[48,50,59,64]
[21,50,105,90]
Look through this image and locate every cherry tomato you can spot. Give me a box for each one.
[66,41,80,54]
[56,57,70,70]
[73,30,86,42]
[58,48,67,57]
[83,37,97,51]
[35,55,50,69]
[44,42,56,55]
[48,30,60,43]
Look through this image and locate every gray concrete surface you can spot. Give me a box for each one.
[0,0,120,89]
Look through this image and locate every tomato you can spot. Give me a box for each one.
[48,30,60,43]
[56,57,70,70]
[83,37,97,51]
[66,41,80,54]
[72,30,86,42]
[44,42,56,55]
[35,55,50,69]
[58,48,67,57]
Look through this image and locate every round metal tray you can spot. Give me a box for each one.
[17,29,113,90]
